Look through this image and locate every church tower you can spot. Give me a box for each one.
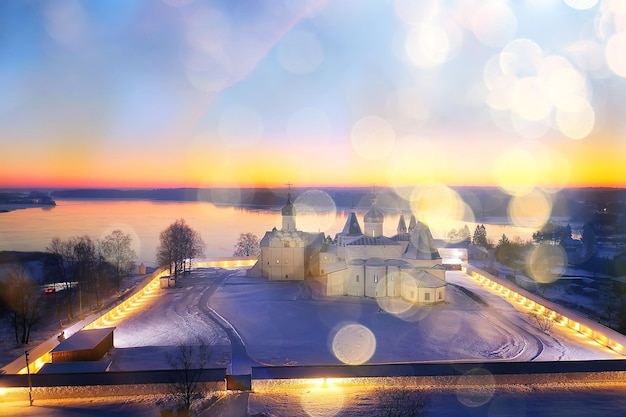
[363,188,384,237]
[281,192,296,231]
[397,213,407,235]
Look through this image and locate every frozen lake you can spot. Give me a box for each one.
[0,199,540,266]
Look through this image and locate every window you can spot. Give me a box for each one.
[425,293,430,301]
[356,275,360,282]
[374,275,379,283]
[276,259,280,264]
[284,241,290,248]
[438,291,442,300]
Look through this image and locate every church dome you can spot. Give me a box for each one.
[282,194,296,216]
[364,206,384,223]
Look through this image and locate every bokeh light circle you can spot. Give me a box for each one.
[331,323,376,365]
[376,271,415,316]
[565,0,599,10]
[493,147,538,196]
[511,77,552,121]
[350,116,395,161]
[409,183,466,226]
[405,24,451,68]
[527,243,567,284]
[606,33,626,76]
[471,2,517,48]
[456,368,496,407]
[555,97,595,139]
[508,188,552,229]
[294,189,338,233]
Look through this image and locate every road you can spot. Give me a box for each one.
[195,269,260,375]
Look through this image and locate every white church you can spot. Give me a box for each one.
[248,190,447,304]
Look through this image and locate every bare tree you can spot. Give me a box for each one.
[166,338,211,411]
[376,386,430,417]
[233,232,260,257]
[99,229,137,293]
[70,235,104,310]
[1,265,44,345]
[47,237,76,321]
[156,219,205,280]
[531,310,554,333]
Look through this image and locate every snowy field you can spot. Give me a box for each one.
[5,266,626,416]
[107,268,621,372]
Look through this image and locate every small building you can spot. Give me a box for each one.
[160,275,175,288]
[514,275,538,292]
[50,328,115,363]
[468,244,490,261]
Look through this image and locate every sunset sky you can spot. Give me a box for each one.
[1,0,625,191]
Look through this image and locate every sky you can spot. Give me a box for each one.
[1,0,626,192]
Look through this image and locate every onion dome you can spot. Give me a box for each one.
[281,193,296,216]
[364,193,384,223]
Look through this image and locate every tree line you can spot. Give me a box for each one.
[0,218,206,346]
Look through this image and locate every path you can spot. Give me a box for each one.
[196,269,260,375]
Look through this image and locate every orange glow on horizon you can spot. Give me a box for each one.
[1,131,624,190]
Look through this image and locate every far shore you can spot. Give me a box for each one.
[0,203,56,213]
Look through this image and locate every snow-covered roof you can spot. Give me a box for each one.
[346,235,399,246]
[51,328,115,353]
[403,222,440,260]
[409,269,446,288]
[260,230,324,248]
[364,206,384,223]
[339,210,363,236]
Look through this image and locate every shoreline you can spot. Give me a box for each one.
[0,203,56,213]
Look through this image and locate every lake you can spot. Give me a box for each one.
[0,199,538,266]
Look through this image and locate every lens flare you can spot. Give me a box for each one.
[331,323,376,365]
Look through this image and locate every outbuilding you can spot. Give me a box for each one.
[50,327,115,363]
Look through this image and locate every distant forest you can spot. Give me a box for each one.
[50,187,626,222]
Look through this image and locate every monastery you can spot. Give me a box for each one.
[248,190,448,304]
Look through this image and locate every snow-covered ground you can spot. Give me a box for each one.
[107,267,619,373]
[4,266,626,416]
